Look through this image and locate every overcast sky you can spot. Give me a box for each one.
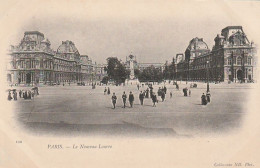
[8,0,260,64]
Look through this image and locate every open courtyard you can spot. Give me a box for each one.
[9,82,254,137]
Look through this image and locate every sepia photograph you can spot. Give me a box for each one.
[1,0,260,168]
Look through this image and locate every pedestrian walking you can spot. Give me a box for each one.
[137,84,140,90]
[170,92,173,98]
[31,91,35,99]
[146,88,149,98]
[139,91,144,105]
[19,90,22,98]
[107,87,110,95]
[158,87,162,96]
[111,93,117,109]
[24,91,28,100]
[13,90,17,101]
[163,86,167,94]
[8,91,12,101]
[104,87,107,95]
[183,87,188,96]
[151,92,157,107]
[129,91,134,108]
[189,89,191,97]
[201,93,207,105]
[176,84,179,90]
[161,91,165,102]
[28,91,32,99]
[122,91,127,108]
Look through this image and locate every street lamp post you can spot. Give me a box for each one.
[206,60,210,92]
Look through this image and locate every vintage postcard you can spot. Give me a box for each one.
[0,0,259,168]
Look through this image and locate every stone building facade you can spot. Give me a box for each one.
[176,26,257,83]
[7,31,96,86]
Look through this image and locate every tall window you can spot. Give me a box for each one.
[237,57,242,65]
[228,58,232,65]
[233,57,236,65]
[248,58,252,65]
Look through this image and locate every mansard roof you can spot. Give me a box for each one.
[186,37,209,51]
[24,31,44,37]
[57,40,79,54]
[222,26,243,32]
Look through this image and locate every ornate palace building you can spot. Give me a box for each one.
[176,26,257,83]
[7,31,96,85]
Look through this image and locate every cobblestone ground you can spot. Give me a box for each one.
[8,82,255,137]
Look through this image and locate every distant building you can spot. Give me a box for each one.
[7,31,98,85]
[94,63,107,83]
[80,55,94,83]
[176,26,257,83]
[138,63,165,72]
[124,54,165,79]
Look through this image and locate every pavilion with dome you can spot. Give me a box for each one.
[7,31,96,86]
[176,26,256,83]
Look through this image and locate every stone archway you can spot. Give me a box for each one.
[237,69,243,81]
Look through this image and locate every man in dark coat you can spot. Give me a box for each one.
[28,91,31,99]
[201,93,207,105]
[183,88,188,96]
[163,86,167,94]
[104,87,107,95]
[151,92,157,107]
[146,88,149,98]
[111,93,117,109]
[139,91,144,105]
[161,91,165,102]
[24,91,27,99]
[129,91,134,108]
[8,91,12,101]
[122,91,127,108]
[13,90,17,101]
[158,87,162,96]
[107,87,110,95]
[19,90,22,98]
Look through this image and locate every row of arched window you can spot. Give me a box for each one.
[227,57,252,65]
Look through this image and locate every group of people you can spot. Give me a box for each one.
[8,90,17,101]
[201,91,211,105]
[108,82,212,108]
[157,86,167,102]
[110,85,172,109]
[182,87,191,97]
[112,91,135,109]
[7,87,39,101]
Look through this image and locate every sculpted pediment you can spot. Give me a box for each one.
[228,31,247,45]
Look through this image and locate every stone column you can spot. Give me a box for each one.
[130,59,134,80]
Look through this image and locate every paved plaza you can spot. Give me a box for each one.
[9,82,254,137]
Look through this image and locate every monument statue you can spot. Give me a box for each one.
[129,55,135,79]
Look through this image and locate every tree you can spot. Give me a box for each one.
[162,57,176,80]
[138,66,163,82]
[101,76,109,84]
[134,69,141,78]
[105,57,129,84]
